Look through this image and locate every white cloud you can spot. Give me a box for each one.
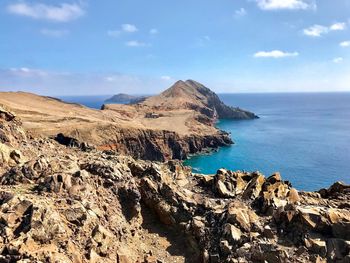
[40,29,69,37]
[340,41,350,47]
[303,22,347,37]
[333,57,344,63]
[303,25,329,37]
[121,24,138,33]
[254,0,314,10]
[108,24,138,38]
[9,67,48,77]
[234,8,247,17]
[125,40,147,47]
[150,28,158,35]
[161,76,171,81]
[254,50,299,58]
[7,2,84,22]
[329,22,346,31]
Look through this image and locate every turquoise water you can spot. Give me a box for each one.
[185,93,350,191]
[59,93,350,191]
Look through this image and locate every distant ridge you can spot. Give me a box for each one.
[105,93,148,104]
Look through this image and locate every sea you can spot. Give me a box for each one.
[59,93,350,191]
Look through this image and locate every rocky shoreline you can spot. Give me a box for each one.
[1,105,349,263]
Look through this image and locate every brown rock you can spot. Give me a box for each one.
[216,180,234,198]
[223,223,242,243]
[305,238,327,257]
[227,201,259,232]
[287,188,300,204]
[242,173,265,200]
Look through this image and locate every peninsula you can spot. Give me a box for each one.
[0,80,349,263]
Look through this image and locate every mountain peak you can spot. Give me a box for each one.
[142,79,258,120]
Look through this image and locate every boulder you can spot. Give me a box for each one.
[223,223,242,243]
[226,201,259,232]
[216,180,234,198]
[305,238,327,257]
[92,225,114,256]
[242,174,265,200]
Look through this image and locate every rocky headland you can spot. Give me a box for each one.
[0,80,256,162]
[0,81,349,263]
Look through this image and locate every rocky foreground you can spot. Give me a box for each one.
[1,103,350,262]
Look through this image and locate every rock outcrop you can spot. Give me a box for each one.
[0,107,349,263]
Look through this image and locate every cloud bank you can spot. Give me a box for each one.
[7,1,85,22]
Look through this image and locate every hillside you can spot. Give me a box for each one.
[0,81,256,162]
[0,105,349,263]
[142,80,258,120]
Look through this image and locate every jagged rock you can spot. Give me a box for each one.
[118,184,141,221]
[263,225,275,239]
[226,201,259,232]
[223,223,242,243]
[305,238,327,257]
[219,240,232,255]
[0,106,349,262]
[63,203,87,226]
[287,188,300,204]
[91,225,114,256]
[242,173,265,200]
[216,180,234,198]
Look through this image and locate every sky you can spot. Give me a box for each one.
[0,0,349,95]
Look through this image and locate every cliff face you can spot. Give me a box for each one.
[0,107,349,263]
[56,125,232,161]
[185,80,258,119]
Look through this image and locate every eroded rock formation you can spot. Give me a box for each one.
[0,106,349,263]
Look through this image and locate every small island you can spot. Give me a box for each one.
[104,93,148,104]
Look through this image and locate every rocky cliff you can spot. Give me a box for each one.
[0,83,244,162]
[55,126,232,161]
[142,80,258,120]
[0,106,349,263]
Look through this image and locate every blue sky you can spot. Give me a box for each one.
[0,0,349,95]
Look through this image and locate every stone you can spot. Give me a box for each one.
[223,223,242,243]
[305,238,327,257]
[242,174,265,200]
[263,225,275,239]
[226,201,259,232]
[63,204,87,226]
[297,207,324,229]
[326,238,350,261]
[216,180,234,198]
[266,173,282,184]
[92,225,114,256]
[220,240,232,255]
[287,188,300,204]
